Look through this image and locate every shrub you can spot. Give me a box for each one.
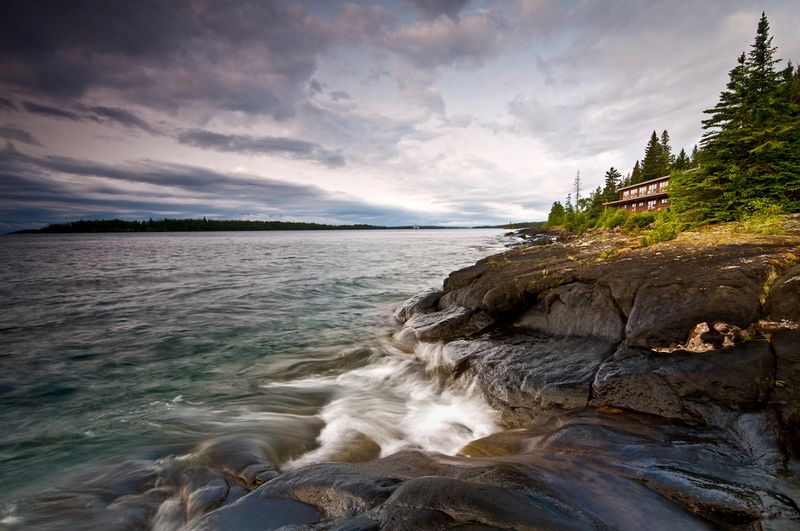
[595,208,628,229]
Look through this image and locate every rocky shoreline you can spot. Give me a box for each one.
[17,219,800,530]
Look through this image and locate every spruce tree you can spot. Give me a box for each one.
[676,12,799,219]
[672,148,689,171]
[640,131,668,182]
[630,160,642,184]
[660,130,674,168]
[602,167,622,202]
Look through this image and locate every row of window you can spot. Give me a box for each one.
[621,180,669,199]
[630,198,669,211]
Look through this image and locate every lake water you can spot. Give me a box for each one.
[0,229,508,524]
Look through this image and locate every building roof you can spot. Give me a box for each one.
[616,174,670,192]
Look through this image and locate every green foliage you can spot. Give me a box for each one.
[678,12,800,221]
[546,201,565,227]
[623,212,657,231]
[740,199,784,234]
[647,210,693,244]
[595,208,628,229]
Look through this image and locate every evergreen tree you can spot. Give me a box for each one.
[660,130,674,168]
[573,170,582,209]
[546,201,565,227]
[672,148,690,171]
[640,131,669,182]
[629,160,643,185]
[675,12,799,219]
[601,167,622,202]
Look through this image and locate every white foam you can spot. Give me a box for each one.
[285,352,497,469]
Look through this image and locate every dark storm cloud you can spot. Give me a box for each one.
[20,100,161,134]
[0,96,15,111]
[0,0,330,119]
[406,0,470,20]
[86,106,160,135]
[0,147,420,231]
[0,125,41,146]
[22,101,82,121]
[177,129,345,168]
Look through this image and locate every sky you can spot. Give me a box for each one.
[1,0,799,231]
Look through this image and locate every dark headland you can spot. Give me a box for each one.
[7,218,460,233]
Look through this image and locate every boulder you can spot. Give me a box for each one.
[393,288,443,323]
[765,264,800,322]
[591,341,774,422]
[515,282,626,341]
[447,333,617,424]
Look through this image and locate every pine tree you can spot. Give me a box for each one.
[573,170,582,210]
[660,130,674,168]
[640,131,668,182]
[672,148,690,171]
[601,167,622,202]
[630,160,642,185]
[546,201,565,227]
[675,12,799,219]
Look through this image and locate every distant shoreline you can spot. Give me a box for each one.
[7,218,544,234]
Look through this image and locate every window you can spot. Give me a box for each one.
[660,180,669,189]
[648,199,656,210]
[639,187,646,195]
[661,198,668,204]
[623,190,629,198]
[639,202,644,208]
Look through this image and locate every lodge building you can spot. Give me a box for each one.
[604,175,670,213]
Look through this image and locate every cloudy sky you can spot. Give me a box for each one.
[1,0,798,231]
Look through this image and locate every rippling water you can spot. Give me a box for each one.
[0,229,507,521]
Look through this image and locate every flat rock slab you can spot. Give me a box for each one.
[591,340,774,421]
[186,495,323,531]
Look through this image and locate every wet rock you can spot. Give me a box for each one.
[630,465,800,527]
[625,281,762,348]
[731,411,787,469]
[591,341,774,422]
[395,306,494,348]
[376,476,595,530]
[515,282,626,341]
[185,494,323,531]
[198,437,279,488]
[765,264,800,321]
[448,333,618,424]
[770,330,800,450]
[393,288,443,323]
[183,470,229,520]
[253,462,405,518]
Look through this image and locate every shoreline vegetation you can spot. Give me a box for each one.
[545,12,798,242]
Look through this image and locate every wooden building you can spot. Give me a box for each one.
[604,175,670,213]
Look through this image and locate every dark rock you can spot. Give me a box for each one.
[765,264,800,321]
[629,465,800,527]
[185,494,323,531]
[253,462,404,518]
[591,341,774,422]
[730,411,787,469]
[515,282,626,341]
[395,306,494,348]
[625,281,762,348]
[181,467,230,520]
[770,330,800,450]
[377,476,596,530]
[197,437,279,489]
[447,333,617,424]
[393,288,443,323]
